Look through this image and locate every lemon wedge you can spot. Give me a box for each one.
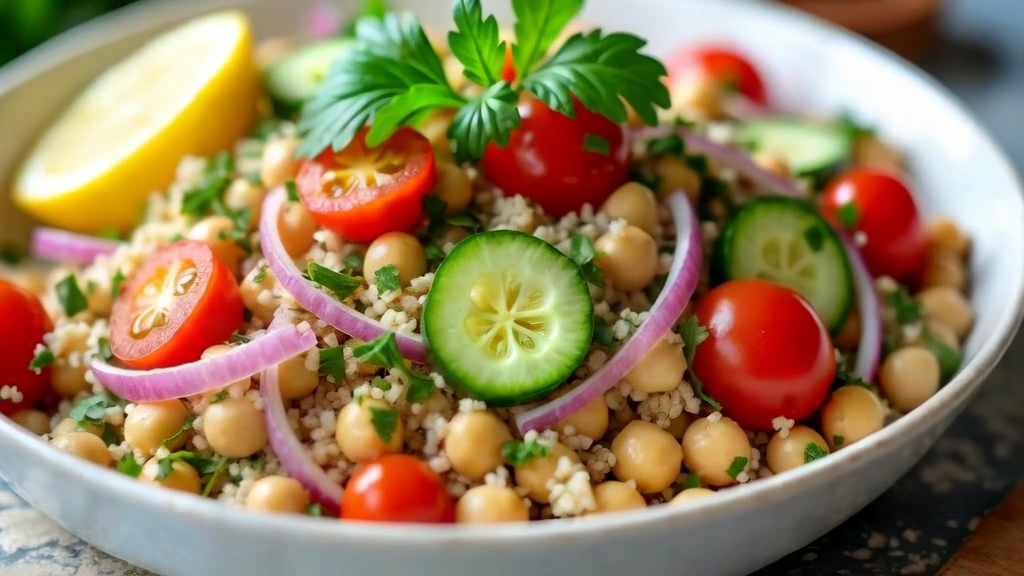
[13,10,260,235]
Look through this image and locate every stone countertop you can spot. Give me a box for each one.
[1,0,1022,574]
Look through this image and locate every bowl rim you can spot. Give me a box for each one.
[1,0,1022,549]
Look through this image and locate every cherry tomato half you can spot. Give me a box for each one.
[481,96,630,218]
[692,279,835,431]
[820,168,927,282]
[0,281,52,415]
[297,127,436,243]
[666,45,768,105]
[110,240,243,370]
[341,454,455,523]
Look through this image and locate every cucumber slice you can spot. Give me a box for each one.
[712,196,854,333]
[422,231,594,405]
[265,39,353,116]
[735,117,853,182]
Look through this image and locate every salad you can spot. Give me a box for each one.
[0,0,975,525]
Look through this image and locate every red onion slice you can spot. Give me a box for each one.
[260,362,342,515]
[260,187,428,363]
[515,191,703,434]
[839,234,882,382]
[30,227,118,265]
[90,325,317,402]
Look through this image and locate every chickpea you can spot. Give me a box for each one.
[834,310,861,349]
[124,400,190,457]
[753,152,791,179]
[363,232,427,288]
[187,215,246,273]
[652,156,701,201]
[821,385,885,451]
[11,409,50,435]
[514,442,580,503]
[926,217,970,259]
[51,361,89,397]
[554,391,609,441]
[140,458,201,494]
[921,249,966,291]
[456,485,530,524]
[853,136,904,171]
[240,264,279,327]
[245,476,310,514]
[766,425,830,474]
[611,420,683,494]
[52,417,102,438]
[276,353,320,400]
[261,136,301,190]
[879,347,940,413]
[203,398,268,458]
[670,487,716,505]
[82,267,113,316]
[224,178,266,229]
[600,182,658,235]
[277,201,319,258]
[335,398,404,463]
[445,411,511,481]
[917,286,974,338]
[672,75,724,119]
[594,225,659,293]
[682,416,751,487]
[624,336,686,394]
[591,481,646,514]
[439,225,470,248]
[434,162,473,216]
[50,432,112,467]
[925,321,960,352]
[664,413,693,440]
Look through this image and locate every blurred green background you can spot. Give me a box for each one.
[0,0,139,66]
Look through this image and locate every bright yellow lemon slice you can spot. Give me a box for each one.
[13,10,260,234]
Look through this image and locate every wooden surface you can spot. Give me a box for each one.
[938,484,1024,576]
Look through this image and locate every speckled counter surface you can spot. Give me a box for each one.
[1,1,1022,575]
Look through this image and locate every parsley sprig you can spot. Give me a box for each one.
[298,0,669,163]
[679,316,721,410]
[352,333,435,404]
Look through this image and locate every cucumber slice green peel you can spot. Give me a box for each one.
[734,116,853,185]
[421,230,594,406]
[711,196,854,333]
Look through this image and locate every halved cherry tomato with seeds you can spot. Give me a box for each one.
[110,240,243,370]
[666,45,768,105]
[341,454,455,523]
[296,127,437,243]
[0,280,52,415]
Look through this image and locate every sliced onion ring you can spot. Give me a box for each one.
[515,191,703,434]
[260,361,342,515]
[839,234,882,382]
[90,325,317,402]
[31,227,118,265]
[260,187,428,363]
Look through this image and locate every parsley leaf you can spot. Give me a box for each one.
[369,406,400,442]
[679,316,720,410]
[583,133,610,154]
[285,180,300,202]
[163,413,196,446]
[210,390,230,404]
[97,337,113,361]
[374,264,402,294]
[887,287,922,326]
[372,376,392,391]
[836,202,860,228]
[367,84,465,146]
[307,502,324,517]
[804,442,828,464]
[201,457,231,497]
[253,265,268,284]
[510,0,583,78]
[351,333,436,403]
[70,393,120,425]
[921,327,961,381]
[501,439,551,467]
[306,262,361,300]
[832,435,845,447]
[680,473,704,490]
[837,111,876,140]
[523,30,670,126]
[448,81,521,162]
[111,270,126,300]
[645,134,685,156]
[0,244,25,265]
[116,453,143,478]
[569,234,605,287]
[726,456,748,479]
[29,347,54,372]
[593,318,614,347]
[182,152,234,217]
[342,252,364,273]
[448,0,507,86]
[55,274,88,317]
[319,346,347,384]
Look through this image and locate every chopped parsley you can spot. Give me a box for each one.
[229,332,252,344]
[832,435,845,447]
[285,179,300,202]
[181,151,235,217]
[645,133,685,156]
[215,206,254,253]
[369,406,400,443]
[422,195,448,234]
[803,442,828,463]
[803,225,825,252]
[253,265,268,284]
[28,347,54,372]
[726,456,748,480]
[592,318,615,347]
[97,337,113,361]
[155,450,228,495]
[163,413,196,446]
[836,111,876,140]
[319,346,347,384]
[569,234,605,287]
[111,270,126,299]
[446,213,482,232]
[306,262,361,300]
[679,315,720,410]
[201,457,231,497]
[374,264,402,294]
[69,393,124,445]
[307,503,324,517]
[583,133,610,154]
[116,453,143,478]
[836,202,860,228]
[886,286,922,326]
[210,390,230,404]
[501,438,551,467]
[351,333,435,404]
[0,244,26,265]
[679,473,704,490]
[372,376,392,391]
[921,327,961,381]
[342,252,364,273]
[55,274,89,317]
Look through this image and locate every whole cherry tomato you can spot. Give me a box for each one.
[0,280,52,415]
[481,96,630,218]
[692,279,835,431]
[341,454,455,523]
[110,240,243,370]
[297,127,436,243]
[666,45,768,105]
[819,168,927,282]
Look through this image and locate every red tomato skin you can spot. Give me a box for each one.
[296,127,436,244]
[666,45,768,105]
[692,280,835,431]
[110,240,243,370]
[820,168,928,282]
[480,96,631,218]
[0,281,52,415]
[341,454,455,524]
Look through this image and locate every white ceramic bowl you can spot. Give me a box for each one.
[0,0,1021,575]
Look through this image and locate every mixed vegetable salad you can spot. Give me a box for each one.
[0,0,975,524]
